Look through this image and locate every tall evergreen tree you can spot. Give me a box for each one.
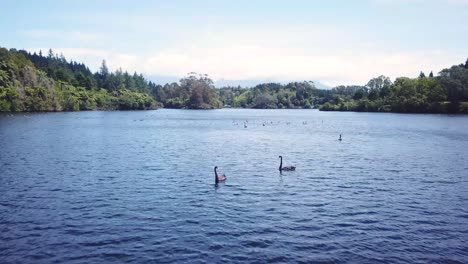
[47,49,54,59]
[100,60,109,76]
[60,53,66,64]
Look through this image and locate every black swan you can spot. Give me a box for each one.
[214,166,227,184]
[339,134,342,141]
[279,156,296,171]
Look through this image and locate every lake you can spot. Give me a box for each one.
[1,109,467,263]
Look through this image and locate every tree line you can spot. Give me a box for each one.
[320,62,468,113]
[0,48,160,111]
[0,47,223,111]
[1,46,467,113]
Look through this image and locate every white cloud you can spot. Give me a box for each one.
[25,22,466,86]
[31,46,463,87]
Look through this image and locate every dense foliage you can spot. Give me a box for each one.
[151,73,222,109]
[216,60,468,114]
[217,81,333,109]
[319,64,468,113]
[1,47,223,111]
[0,47,160,111]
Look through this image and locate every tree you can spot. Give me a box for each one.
[429,71,434,78]
[366,75,392,101]
[353,89,366,100]
[368,88,379,100]
[189,85,204,107]
[179,73,220,109]
[366,75,392,90]
[47,49,54,59]
[97,60,110,90]
[438,65,468,103]
[422,78,446,102]
[419,71,426,78]
[254,93,277,108]
[100,60,109,76]
[60,53,66,64]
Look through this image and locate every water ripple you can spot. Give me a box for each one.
[1,110,467,263]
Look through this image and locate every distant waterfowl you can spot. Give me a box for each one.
[339,134,342,141]
[278,156,296,171]
[214,166,227,184]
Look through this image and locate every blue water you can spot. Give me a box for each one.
[1,109,467,263]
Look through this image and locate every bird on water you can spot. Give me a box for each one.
[214,166,227,184]
[278,156,296,171]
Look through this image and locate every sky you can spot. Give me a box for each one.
[1,0,467,87]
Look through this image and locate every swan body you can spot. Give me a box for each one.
[279,156,296,171]
[214,166,227,184]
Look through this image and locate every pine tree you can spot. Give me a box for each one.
[47,49,54,59]
[96,60,110,90]
[60,53,66,64]
[419,71,426,78]
[100,60,109,76]
[429,71,434,78]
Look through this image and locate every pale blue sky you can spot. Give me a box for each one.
[1,0,467,86]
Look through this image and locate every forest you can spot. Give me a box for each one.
[319,68,468,113]
[0,48,159,111]
[1,46,467,113]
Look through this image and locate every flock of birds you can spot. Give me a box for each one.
[214,134,343,185]
[232,119,313,128]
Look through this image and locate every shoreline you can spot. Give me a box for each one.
[2,107,467,115]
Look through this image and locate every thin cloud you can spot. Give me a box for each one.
[31,47,464,87]
[19,3,467,87]
[21,30,109,44]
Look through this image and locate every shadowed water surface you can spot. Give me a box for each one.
[1,109,467,263]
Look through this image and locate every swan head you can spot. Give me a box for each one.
[278,155,282,158]
[214,166,218,169]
